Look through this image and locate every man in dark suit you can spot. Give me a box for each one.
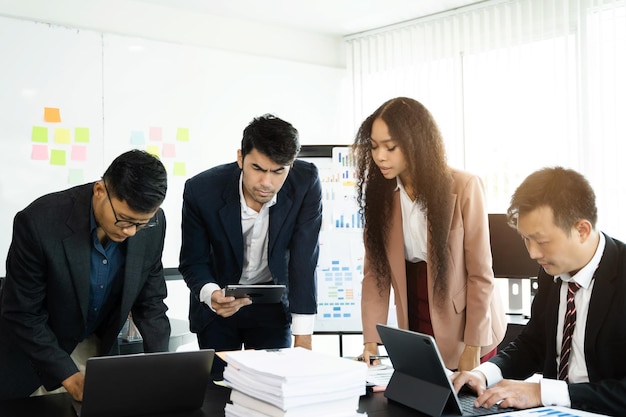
[451,167,626,415]
[0,150,171,402]
[179,114,322,378]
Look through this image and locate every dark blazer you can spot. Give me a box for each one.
[179,160,322,333]
[0,183,170,400]
[491,233,626,415]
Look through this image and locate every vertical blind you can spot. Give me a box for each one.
[346,0,626,240]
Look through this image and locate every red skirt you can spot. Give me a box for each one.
[405,261,496,364]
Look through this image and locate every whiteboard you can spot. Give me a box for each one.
[0,16,347,275]
[0,17,104,276]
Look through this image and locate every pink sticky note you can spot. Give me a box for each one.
[162,143,176,158]
[32,144,49,160]
[149,127,162,141]
[71,145,87,161]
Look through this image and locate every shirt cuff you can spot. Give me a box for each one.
[291,313,315,335]
[200,283,221,312]
[540,378,571,407]
[476,362,503,387]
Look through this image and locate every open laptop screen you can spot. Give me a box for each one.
[76,349,214,417]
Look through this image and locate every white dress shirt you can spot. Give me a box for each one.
[200,173,314,336]
[396,177,428,263]
[476,233,605,407]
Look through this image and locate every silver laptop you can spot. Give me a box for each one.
[376,324,515,417]
[74,349,214,417]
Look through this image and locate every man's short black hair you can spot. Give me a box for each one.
[241,114,300,166]
[102,149,167,213]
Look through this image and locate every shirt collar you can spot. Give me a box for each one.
[555,232,605,289]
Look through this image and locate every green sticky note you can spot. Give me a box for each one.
[176,128,189,142]
[75,127,90,143]
[50,149,66,166]
[32,126,48,143]
[68,169,84,184]
[173,162,186,176]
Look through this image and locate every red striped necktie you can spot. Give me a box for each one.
[558,280,582,382]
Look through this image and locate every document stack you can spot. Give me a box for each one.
[223,347,368,417]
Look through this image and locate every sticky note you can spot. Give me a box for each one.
[32,126,48,143]
[149,127,162,141]
[176,127,189,142]
[68,169,84,184]
[173,162,186,176]
[146,145,160,157]
[44,107,61,123]
[50,149,66,166]
[75,127,90,143]
[130,130,145,145]
[54,128,71,144]
[71,145,87,161]
[31,144,48,160]
[162,143,176,158]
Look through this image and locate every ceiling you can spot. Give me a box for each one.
[135,0,485,36]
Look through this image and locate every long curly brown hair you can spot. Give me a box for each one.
[353,97,453,304]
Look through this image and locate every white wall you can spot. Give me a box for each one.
[0,0,345,68]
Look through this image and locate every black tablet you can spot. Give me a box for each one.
[224,284,285,304]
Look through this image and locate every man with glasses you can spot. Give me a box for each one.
[0,149,170,402]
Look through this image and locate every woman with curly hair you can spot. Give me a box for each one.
[354,97,506,371]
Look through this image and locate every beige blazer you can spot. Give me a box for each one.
[361,169,507,369]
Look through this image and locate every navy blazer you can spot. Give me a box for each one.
[179,160,322,333]
[491,233,626,415]
[0,183,171,400]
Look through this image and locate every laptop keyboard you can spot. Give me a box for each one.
[458,394,516,416]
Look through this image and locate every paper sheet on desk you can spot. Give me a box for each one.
[366,364,393,387]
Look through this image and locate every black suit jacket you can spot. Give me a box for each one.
[491,233,626,415]
[179,160,322,333]
[0,183,171,400]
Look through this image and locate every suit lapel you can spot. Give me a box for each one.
[545,277,561,375]
[63,185,94,323]
[121,237,146,313]
[219,175,244,270]
[585,235,618,347]
[269,182,293,255]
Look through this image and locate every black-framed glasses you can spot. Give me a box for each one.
[103,181,158,230]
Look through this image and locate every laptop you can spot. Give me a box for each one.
[74,349,214,417]
[376,324,515,417]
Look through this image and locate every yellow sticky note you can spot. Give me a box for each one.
[173,162,186,176]
[75,127,90,143]
[146,145,160,157]
[44,107,61,123]
[176,127,189,142]
[32,126,48,143]
[50,149,66,166]
[54,128,71,144]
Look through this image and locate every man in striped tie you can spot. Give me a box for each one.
[451,167,626,416]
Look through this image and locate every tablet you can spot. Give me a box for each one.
[224,284,285,303]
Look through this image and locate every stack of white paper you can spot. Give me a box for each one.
[223,347,368,417]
